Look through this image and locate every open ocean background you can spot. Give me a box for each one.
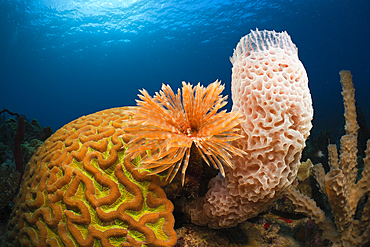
[1,0,369,141]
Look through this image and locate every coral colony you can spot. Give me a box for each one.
[6,28,313,247]
[5,29,369,247]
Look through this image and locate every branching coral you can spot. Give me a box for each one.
[186,29,313,229]
[6,108,177,247]
[124,80,246,185]
[286,70,370,247]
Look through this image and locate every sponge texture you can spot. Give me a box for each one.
[187,29,313,228]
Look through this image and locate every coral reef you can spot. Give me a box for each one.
[186,29,313,229]
[286,70,370,246]
[176,212,320,247]
[13,115,24,178]
[0,164,21,209]
[0,111,53,211]
[0,111,53,168]
[6,108,177,247]
[0,110,25,179]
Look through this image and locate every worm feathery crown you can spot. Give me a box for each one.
[125,80,246,185]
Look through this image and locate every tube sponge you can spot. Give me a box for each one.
[230,29,313,138]
[186,29,313,228]
[340,70,359,139]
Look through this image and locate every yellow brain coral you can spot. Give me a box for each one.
[6,107,177,247]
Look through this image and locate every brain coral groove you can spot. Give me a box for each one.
[6,107,177,247]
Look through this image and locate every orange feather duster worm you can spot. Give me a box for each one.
[124,80,246,185]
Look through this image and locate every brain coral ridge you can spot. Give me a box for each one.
[6,107,177,247]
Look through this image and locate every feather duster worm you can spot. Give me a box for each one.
[124,80,246,185]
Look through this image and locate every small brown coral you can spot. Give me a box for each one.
[124,80,245,185]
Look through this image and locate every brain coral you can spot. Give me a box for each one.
[6,107,177,247]
[186,29,313,228]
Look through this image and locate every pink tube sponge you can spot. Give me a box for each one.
[186,29,313,228]
[231,29,313,139]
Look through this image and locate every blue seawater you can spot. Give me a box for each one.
[0,0,369,140]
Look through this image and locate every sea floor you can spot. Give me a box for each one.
[0,206,329,247]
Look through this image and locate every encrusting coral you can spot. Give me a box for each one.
[6,108,177,247]
[186,29,313,229]
[286,70,370,247]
